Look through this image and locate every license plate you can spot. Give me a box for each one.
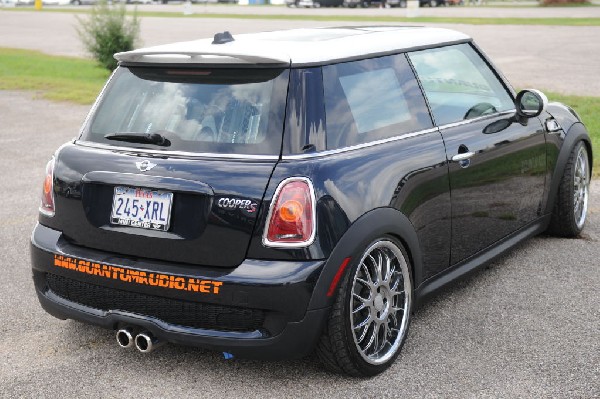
[110,187,173,231]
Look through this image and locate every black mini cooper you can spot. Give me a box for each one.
[31,27,592,376]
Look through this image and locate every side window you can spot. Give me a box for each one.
[408,44,514,126]
[323,54,432,150]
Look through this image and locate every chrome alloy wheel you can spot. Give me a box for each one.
[350,240,411,365]
[574,145,590,230]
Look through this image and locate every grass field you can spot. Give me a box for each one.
[3,7,600,26]
[0,48,109,104]
[0,47,597,173]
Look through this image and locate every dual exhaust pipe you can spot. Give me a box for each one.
[116,328,164,353]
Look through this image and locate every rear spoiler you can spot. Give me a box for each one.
[115,46,291,66]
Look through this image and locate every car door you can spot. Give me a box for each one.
[409,43,547,265]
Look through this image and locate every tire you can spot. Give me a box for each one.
[548,141,590,237]
[316,237,413,377]
[429,0,437,6]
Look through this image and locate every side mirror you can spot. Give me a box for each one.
[515,89,548,119]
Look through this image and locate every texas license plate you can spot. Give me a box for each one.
[110,187,173,231]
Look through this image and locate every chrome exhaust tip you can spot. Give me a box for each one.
[116,328,134,349]
[134,331,164,353]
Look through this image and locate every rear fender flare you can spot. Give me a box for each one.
[308,207,423,310]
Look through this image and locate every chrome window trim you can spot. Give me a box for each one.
[281,128,439,160]
[77,110,517,161]
[74,140,281,161]
[435,109,516,130]
[262,177,317,249]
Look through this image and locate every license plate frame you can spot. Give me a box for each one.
[110,186,173,231]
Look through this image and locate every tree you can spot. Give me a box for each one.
[76,1,140,71]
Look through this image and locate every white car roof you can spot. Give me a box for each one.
[115,26,471,67]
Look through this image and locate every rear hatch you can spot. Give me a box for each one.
[47,65,289,267]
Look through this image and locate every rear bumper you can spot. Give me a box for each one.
[31,223,329,360]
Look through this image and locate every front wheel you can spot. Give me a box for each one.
[316,237,413,376]
[548,141,591,237]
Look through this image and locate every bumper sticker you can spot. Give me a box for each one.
[53,254,222,294]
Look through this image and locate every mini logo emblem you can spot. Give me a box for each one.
[135,160,157,172]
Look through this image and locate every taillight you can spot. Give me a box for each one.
[263,177,316,248]
[39,158,55,217]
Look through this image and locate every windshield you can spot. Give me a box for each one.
[81,66,289,155]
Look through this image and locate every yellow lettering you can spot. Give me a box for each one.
[119,271,131,283]
[169,276,185,290]
[136,271,148,285]
[52,255,223,294]
[111,267,124,279]
[77,260,93,274]
[99,264,111,278]
[212,281,223,294]
[199,280,211,293]
[158,275,169,288]
[148,274,159,286]
[187,279,200,292]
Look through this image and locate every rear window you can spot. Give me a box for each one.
[81,67,289,156]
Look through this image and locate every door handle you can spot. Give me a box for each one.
[451,152,475,162]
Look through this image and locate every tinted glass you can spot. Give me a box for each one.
[323,54,433,150]
[82,67,289,155]
[408,44,514,126]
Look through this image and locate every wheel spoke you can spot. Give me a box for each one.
[389,311,398,326]
[354,315,371,330]
[375,251,384,284]
[391,305,404,314]
[366,253,379,284]
[361,262,374,286]
[356,277,370,288]
[353,292,369,303]
[390,275,403,293]
[356,321,371,344]
[352,303,366,314]
[383,256,394,284]
[362,325,377,352]
[369,324,380,355]
[383,320,392,339]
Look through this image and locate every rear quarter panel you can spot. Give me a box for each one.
[247,131,452,286]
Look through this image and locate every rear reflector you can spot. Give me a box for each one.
[39,158,55,217]
[327,257,351,297]
[263,177,316,248]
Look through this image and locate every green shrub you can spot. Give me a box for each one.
[76,1,140,71]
